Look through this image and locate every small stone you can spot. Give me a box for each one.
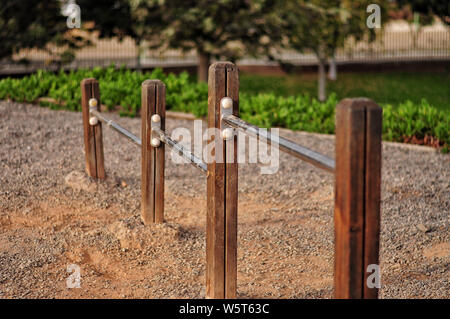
[121,181,127,188]
[65,171,97,192]
[199,287,206,298]
[417,223,431,233]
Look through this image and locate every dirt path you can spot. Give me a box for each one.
[0,101,448,298]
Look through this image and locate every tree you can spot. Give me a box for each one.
[396,0,449,25]
[0,1,135,68]
[76,0,139,66]
[77,0,135,39]
[0,0,88,64]
[278,0,388,101]
[131,0,282,82]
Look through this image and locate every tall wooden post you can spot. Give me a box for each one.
[334,98,382,299]
[81,78,105,179]
[206,62,239,298]
[141,80,166,224]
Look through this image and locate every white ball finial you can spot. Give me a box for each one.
[151,114,161,123]
[89,98,98,107]
[222,128,233,140]
[151,138,161,147]
[89,117,98,126]
[220,97,233,109]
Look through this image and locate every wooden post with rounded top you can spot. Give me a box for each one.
[141,80,166,224]
[334,98,382,299]
[81,78,105,179]
[206,62,239,299]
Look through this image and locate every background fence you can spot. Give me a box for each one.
[1,21,449,74]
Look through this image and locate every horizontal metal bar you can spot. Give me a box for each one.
[90,109,142,146]
[222,114,335,173]
[152,127,207,173]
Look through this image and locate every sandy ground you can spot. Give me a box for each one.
[0,100,448,299]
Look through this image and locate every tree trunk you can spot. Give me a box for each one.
[318,58,327,102]
[328,55,337,81]
[136,40,142,71]
[198,52,210,83]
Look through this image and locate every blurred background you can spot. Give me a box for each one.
[1,1,448,76]
[0,1,449,149]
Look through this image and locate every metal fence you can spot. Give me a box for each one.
[2,25,449,74]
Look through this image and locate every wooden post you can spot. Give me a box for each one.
[206,62,239,298]
[334,98,382,299]
[141,80,166,224]
[81,78,105,179]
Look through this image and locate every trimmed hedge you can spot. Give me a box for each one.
[0,66,448,150]
[0,66,208,117]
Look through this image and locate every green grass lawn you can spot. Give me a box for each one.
[240,72,450,113]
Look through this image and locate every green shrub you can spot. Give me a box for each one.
[382,99,449,145]
[239,93,337,134]
[0,65,208,117]
[0,66,448,149]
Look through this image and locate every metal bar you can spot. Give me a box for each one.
[152,127,207,173]
[90,109,142,146]
[222,114,335,173]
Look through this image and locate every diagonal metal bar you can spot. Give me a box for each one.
[152,127,207,173]
[222,114,335,173]
[90,109,142,146]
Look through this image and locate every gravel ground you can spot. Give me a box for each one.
[0,100,448,299]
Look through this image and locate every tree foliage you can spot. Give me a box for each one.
[277,0,389,100]
[279,0,389,59]
[0,0,135,64]
[134,0,280,58]
[130,0,283,80]
[396,0,449,25]
[77,0,135,39]
[0,0,87,61]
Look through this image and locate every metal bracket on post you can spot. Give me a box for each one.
[88,98,99,126]
[151,114,162,148]
[220,97,234,140]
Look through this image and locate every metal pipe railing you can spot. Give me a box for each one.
[90,109,142,147]
[89,109,206,173]
[222,114,335,173]
[152,127,207,173]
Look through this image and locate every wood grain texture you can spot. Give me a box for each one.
[334,98,381,299]
[141,80,166,225]
[91,80,105,179]
[154,81,166,223]
[224,65,239,299]
[206,62,226,299]
[81,78,105,179]
[206,62,238,299]
[363,102,382,299]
